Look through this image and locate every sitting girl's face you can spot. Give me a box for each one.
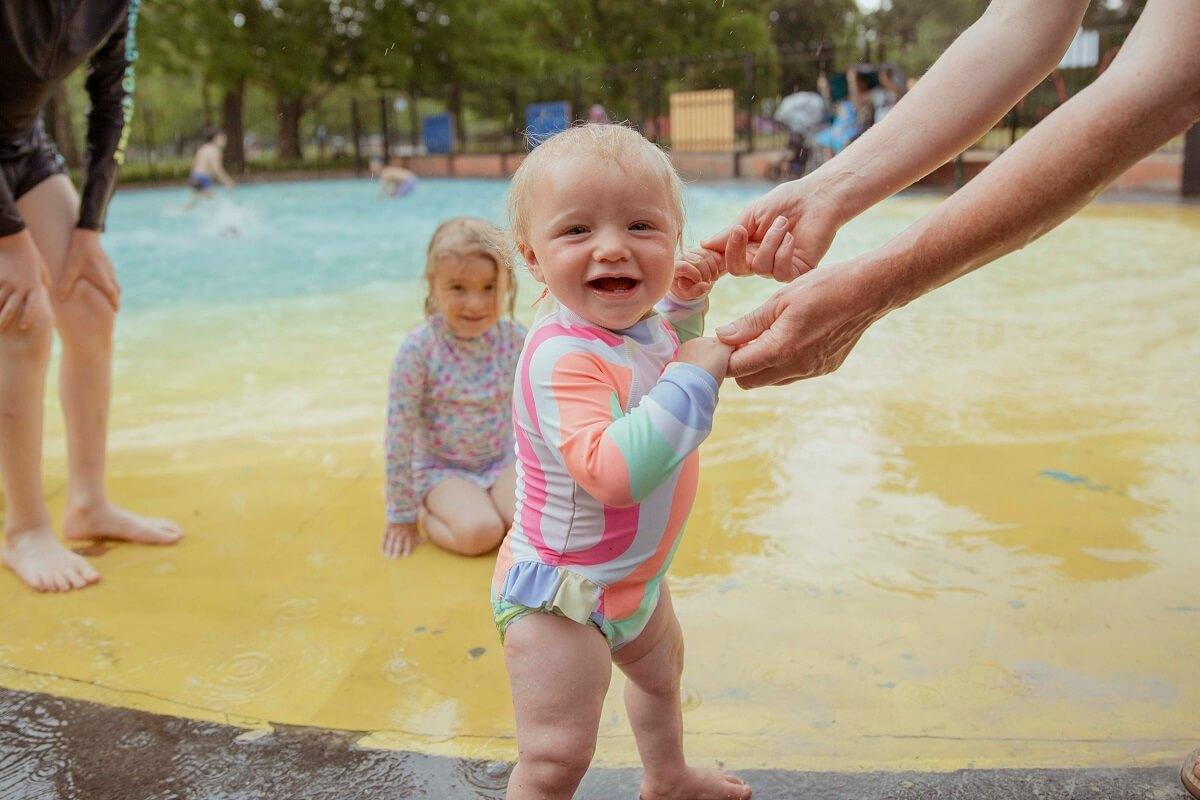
[432,254,500,338]
[519,154,679,330]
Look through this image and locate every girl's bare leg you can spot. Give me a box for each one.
[504,612,611,800]
[614,583,751,800]
[18,176,182,546]
[423,477,505,556]
[488,463,517,529]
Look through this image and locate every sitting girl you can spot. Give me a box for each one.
[383,217,526,558]
[492,123,752,800]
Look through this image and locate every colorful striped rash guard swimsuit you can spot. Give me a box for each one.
[491,294,720,650]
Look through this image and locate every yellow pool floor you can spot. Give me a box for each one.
[1,197,1197,771]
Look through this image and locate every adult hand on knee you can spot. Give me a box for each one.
[56,228,120,311]
[0,230,52,333]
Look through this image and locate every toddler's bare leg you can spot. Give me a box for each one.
[614,583,751,800]
[504,612,611,800]
[488,463,517,529]
[423,477,505,556]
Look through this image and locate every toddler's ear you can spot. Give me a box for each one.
[518,243,545,283]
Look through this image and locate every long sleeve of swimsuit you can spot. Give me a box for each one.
[656,292,708,344]
[526,340,719,509]
[384,336,426,524]
[0,173,18,238]
[78,9,137,232]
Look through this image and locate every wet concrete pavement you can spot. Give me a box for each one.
[1,686,1190,799]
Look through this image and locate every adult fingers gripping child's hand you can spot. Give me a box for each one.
[382,522,420,559]
[677,336,733,384]
[672,247,724,301]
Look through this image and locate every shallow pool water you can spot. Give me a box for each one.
[1,178,1197,770]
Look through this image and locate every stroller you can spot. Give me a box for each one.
[769,91,826,180]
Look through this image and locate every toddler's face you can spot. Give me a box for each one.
[432,254,500,338]
[519,155,678,330]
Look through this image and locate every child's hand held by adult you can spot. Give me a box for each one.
[671,246,723,301]
[677,335,733,383]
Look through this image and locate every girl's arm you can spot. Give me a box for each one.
[384,339,426,523]
[525,343,718,507]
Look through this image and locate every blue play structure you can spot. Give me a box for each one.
[525,101,571,146]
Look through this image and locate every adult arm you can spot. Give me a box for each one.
[55,9,137,309]
[78,9,137,233]
[707,0,1090,279]
[717,0,1200,387]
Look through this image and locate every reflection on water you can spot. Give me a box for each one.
[0,182,1197,770]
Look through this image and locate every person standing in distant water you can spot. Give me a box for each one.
[0,0,184,594]
[370,157,418,199]
[185,126,236,208]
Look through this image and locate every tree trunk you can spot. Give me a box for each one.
[44,85,82,167]
[275,96,304,162]
[222,79,246,174]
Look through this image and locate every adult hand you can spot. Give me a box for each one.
[381,522,420,559]
[702,178,842,282]
[56,228,120,310]
[0,230,52,333]
[715,259,888,388]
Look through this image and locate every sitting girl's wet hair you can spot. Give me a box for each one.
[506,123,685,251]
[424,217,518,318]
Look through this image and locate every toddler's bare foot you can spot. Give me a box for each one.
[63,502,183,545]
[3,526,101,592]
[641,766,751,800]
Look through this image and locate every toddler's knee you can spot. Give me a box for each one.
[519,740,595,793]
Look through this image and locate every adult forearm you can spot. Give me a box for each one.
[812,0,1088,223]
[868,4,1200,311]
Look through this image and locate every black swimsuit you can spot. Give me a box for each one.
[0,0,138,237]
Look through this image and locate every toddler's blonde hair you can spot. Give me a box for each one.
[506,123,685,251]
[424,217,517,318]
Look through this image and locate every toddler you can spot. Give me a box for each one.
[492,124,751,800]
[383,218,526,558]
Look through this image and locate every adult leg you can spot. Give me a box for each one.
[423,476,504,556]
[488,463,517,530]
[504,612,611,800]
[0,232,98,591]
[614,583,751,800]
[17,176,181,545]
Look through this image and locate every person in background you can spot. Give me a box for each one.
[370,157,418,199]
[185,126,236,208]
[1,0,184,593]
[382,218,524,559]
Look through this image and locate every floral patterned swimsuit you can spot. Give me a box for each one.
[385,315,527,524]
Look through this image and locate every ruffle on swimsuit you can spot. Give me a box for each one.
[497,561,605,626]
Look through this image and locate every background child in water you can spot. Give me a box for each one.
[491,124,752,800]
[383,217,526,559]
